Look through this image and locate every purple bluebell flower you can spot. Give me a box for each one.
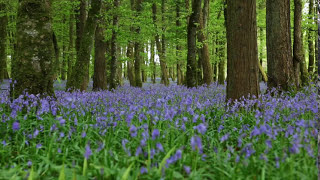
[84,144,92,159]
[129,125,137,137]
[184,166,191,175]
[2,140,6,146]
[140,166,148,174]
[33,129,39,138]
[218,125,224,133]
[220,133,230,143]
[27,160,32,167]
[36,144,42,149]
[81,131,86,138]
[194,123,207,135]
[58,148,62,153]
[156,143,164,152]
[135,146,142,156]
[191,135,203,153]
[152,129,160,140]
[12,121,20,131]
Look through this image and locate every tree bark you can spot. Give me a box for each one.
[266,0,295,91]
[152,3,169,86]
[308,0,315,73]
[93,16,107,91]
[66,0,102,91]
[12,0,54,97]
[226,0,259,101]
[67,7,74,80]
[199,0,213,85]
[109,0,120,90]
[134,0,143,87]
[151,40,156,83]
[52,32,60,79]
[186,0,201,87]
[293,0,304,88]
[0,3,9,81]
[75,0,86,55]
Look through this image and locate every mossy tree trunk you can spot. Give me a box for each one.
[186,0,201,87]
[307,0,314,73]
[133,0,143,87]
[109,0,120,90]
[93,13,107,91]
[67,5,74,80]
[12,0,54,98]
[66,0,102,91]
[0,2,9,81]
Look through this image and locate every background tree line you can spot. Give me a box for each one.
[0,0,318,101]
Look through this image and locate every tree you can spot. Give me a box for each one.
[293,0,304,88]
[198,0,213,85]
[66,0,102,91]
[12,0,54,97]
[226,0,259,101]
[266,0,295,91]
[134,0,143,87]
[0,2,9,81]
[186,0,201,87]
[109,0,120,90]
[307,0,314,73]
[93,5,107,91]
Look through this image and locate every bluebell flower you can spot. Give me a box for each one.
[152,129,160,140]
[184,166,191,175]
[140,166,148,174]
[12,121,20,131]
[84,144,92,159]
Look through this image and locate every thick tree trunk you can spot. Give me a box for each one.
[93,22,107,91]
[199,0,213,85]
[226,0,259,101]
[152,3,169,86]
[66,0,102,91]
[266,0,295,91]
[134,0,143,87]
[12,0,54,97]
[0,3,9,81]
[186,0,201,87]
[109,0,119,90]
[293,0,304,88]
[308,0,315,73]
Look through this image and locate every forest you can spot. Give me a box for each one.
[0,0,319,179]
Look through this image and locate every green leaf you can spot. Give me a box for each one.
[58,164,65,180]
[158,146,176,175]
[121,162,134,180]
[173,171,184,179]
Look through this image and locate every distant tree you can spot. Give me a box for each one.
[307,0,315,73]
[66,0,102,91]
[226,0,259,101]
[266,0,295,91]
[0,2,9,81]
[12,0,54,97]
[186,0,201,87]
[134,0,143,87]
[126,0,135,87]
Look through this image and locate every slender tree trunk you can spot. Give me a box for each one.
[151,40,156,83]
[67,9,74,80]
[75,0,86,55]
[308,0,315,73]
[52,32,60,80]
[66,0,102,91]
[186,0,201,87]
[199,0,213,85]
[266,0,295,91]
[109,0,120,90]
[300,32,309,85]
[0,3,8,81]
[12,0,54,97]
[293,0,304,88]
[61,42,67,80]
[152,2,169,86]
[93,18,107,90]
[127,43,135,86]
[226,0,259,101]
[134,0,143,87]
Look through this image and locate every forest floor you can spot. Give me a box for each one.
[0,80,318,179]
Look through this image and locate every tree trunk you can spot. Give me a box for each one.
[226,0,259,101]
[12,0,54,97]
[134,0,143,87]
[93,19,107,91]
[52,32,60,80]
[186,0,201,87]
[66,0,102,91]
[152,3,169,86]
[61,42,67,80]
[127,43,135,86]
[109,0,119,90]
[300,32,309,86]
[293,0,304,88]
[176,1,182,85]
[0,3,8,81]
[75,0,86,55]
[67,7,74,80]
[199,0,213,85]
[151,40,156,83]
[266,0,295,91]
[308,0,315,73]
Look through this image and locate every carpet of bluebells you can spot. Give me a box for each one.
[0,79,318,179]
